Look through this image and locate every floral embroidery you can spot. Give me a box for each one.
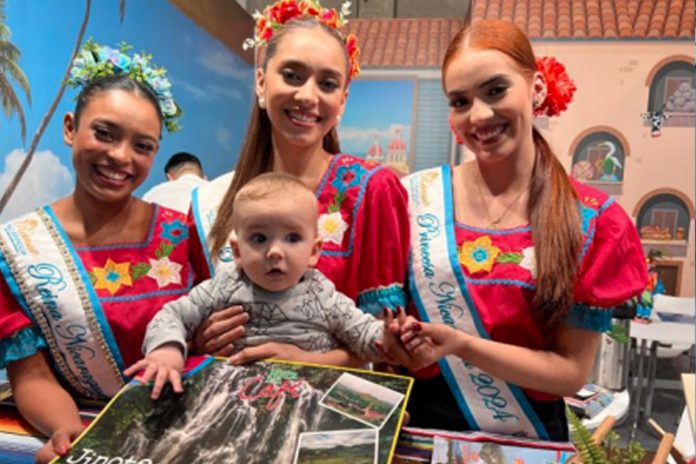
[457,238,537,277]
[458,236,501,274]
[161,219,188,245]
[87,237,182,293]
[519,247,536,278]
[318,211,348,245]
[326,163,369,214]
[331,163,368,192]
[92,259,133,295]
[146,257,183,288]
[580,205,598,236]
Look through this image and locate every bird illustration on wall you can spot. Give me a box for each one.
[598,141,622,182]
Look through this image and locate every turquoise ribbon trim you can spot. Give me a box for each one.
[0,326,47,369]
[357,285,406,316]
[566,304,613,332]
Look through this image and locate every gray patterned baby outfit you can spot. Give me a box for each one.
[143,267,383,361]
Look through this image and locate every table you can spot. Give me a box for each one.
[629,317,695,433]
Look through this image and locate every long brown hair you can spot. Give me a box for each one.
[209,19,348,256]
[443,20,582,329]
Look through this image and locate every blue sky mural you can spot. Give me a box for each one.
[0,0,254,221]
[338,78,413,162]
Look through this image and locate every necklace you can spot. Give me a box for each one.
[472,167,529,229]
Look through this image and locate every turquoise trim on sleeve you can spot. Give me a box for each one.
[0,326,47,369]
[357,285,407,316]
[566,304,613,332]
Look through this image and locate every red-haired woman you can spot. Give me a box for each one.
[400,20,647,441]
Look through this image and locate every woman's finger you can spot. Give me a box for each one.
[205,325,246,353]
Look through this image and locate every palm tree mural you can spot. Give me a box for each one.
[0,0,31,142]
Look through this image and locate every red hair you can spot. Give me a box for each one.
[443,20,582,329]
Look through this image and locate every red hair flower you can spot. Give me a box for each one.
[345,33,361,80]
[268,0,301,24]
[319,8,340,29]
[534,56,576,117]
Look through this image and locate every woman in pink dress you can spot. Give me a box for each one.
[189,1,409,362]
[400,20,647,441]
[0,48,195,461]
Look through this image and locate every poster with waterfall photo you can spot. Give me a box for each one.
[53,357,412,464]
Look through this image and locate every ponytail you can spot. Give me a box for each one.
[529,128,582,329]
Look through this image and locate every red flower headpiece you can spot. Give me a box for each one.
[534,56,576,117]
[243,0,361,81]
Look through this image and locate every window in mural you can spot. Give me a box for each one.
[647,60,694,129]
[637,194,690,242]
[571,132,625,183]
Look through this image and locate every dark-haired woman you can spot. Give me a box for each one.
[0,73,196,462]
[190,16,409,363]
[400,20,647,441]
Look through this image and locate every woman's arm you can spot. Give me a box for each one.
[8,350,85,463]
[7,351,83,436]
[407,322,600,397]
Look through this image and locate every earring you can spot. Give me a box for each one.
[533,93,546,110]
[336,114,342,125]
[258,96,266,109]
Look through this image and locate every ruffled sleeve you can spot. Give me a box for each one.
[355,168,410,315]
[0,276,47,368]
[567,200,648,332]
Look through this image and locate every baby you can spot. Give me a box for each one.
[126,172,424,398]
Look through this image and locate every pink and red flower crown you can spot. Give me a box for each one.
[243,0,361,81]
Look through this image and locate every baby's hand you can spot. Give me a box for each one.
[123,343,185,400]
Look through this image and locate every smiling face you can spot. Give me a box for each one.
[256,25,348,153]
[231,192,321,292]
[64,88,161,204]
[444,48,544,166]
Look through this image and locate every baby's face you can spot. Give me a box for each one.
[233,199,320,292]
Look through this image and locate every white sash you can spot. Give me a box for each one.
[191,171,235,277]
[0,207,125,399]
[403,166,549,439]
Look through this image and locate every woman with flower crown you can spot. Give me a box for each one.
[189,0,409,363]
[397,20,647,441]
[0,42,195,462]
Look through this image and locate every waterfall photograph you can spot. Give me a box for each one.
[55,358,412,464]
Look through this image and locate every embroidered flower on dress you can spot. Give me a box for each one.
[519,246,536,278]
[147,257,183,288]
[92,259,133,295]
[318,211,348,245]
[458,236,501,274]
[161,219,188,245]
[580,205,598,235]
[331,164,368,192]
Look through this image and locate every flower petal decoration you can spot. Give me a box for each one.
[318,211,348,245]
[67,39,182,133]
[147,257,183,288]
[242,0,361,80]
[331,163,368,192]
[161,219,189,246]
[534,56,576,118]
[92,259,133,295]
[519,246,537,278]
[458,236,501,274]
